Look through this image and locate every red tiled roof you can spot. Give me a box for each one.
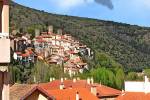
[20,86,55,100]
[61,36,65,39]
[47,88,99,100]
[25,49,33,55]
[39,80,121,97]
[21,53,29,57]
[10,84,36,100]
[16,52,22,55]
[117,92,150,100]
[36,39,46,43]
[35,36,42,39]
[16,80,121,100]
[95,84,121,97]
[42,35,52,38]
[63,57,69,62]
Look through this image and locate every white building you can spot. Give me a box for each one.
[125,76,150,93]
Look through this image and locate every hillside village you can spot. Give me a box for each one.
[1,0,150,100]
[11,26,92,77]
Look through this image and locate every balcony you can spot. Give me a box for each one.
[0,33,10,63]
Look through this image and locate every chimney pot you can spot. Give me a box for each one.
[60,83,64,90]
[77,77,80,80]
[76,91,80,100]
[53,77,55,81]
[73,78,77,83]
[91,86,97,96]
[61,78,64,83]
[64,77,67,80]
[91,77,94,84]
[49,77,53,82]
[121,90,125,96]
[145,76,149,83]
[87,78,91,84]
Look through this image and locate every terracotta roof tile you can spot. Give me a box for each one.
[117,92,150,100]
[39,80,121,97]
[10,84,36,100]
[47,88,99,100]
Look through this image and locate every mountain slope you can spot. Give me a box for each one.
[10,1,150,71]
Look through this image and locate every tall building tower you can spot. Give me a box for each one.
[0,0,10,100]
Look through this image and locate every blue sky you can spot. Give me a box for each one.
[13,0,150,27]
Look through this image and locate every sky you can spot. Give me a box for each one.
[13,0,150,27]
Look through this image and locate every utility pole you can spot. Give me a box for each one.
[0,0,10,100]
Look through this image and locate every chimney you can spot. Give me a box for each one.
[100,81,102,86]
[91,86,97,96]
[60,83,64,90]
[121,90,125,96]
[77,77,80,80]
[145,76,149,83]
[33,76,36,83]
[61,78,64,83]
[73,78,77,83]
[64,77,67,80]
[53,77,55,81]
[87,78,91,84]
[91,77,94,84]
[48,25,53,33]
[57,29,63,35]
[144,76,149,94]
[76,91,80,100]
[49,77,53,82]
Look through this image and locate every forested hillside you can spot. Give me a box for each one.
[10,1,150,71]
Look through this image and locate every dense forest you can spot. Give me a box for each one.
[10,1,150,72]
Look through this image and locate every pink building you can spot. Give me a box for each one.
[0,0,10,100]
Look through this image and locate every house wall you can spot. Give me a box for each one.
[0,39,10,63]
[25,91,48,100]
[0,1,2,32]
[0,72,3,100]
[38,94,48,100]
[0,0,10,100]
[1,0,9,33]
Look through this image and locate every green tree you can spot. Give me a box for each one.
[32,60,50,83]
[144,69,150,78]
[115,68,125,89]
[31,60,69,83]
[91,67,115,87]
[126,72,138,81]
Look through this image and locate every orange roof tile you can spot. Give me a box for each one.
[117,92,150,100]
[10,84,36,100]
[47,88,99,100]
[95,84,121,97]
[39,80,121,97]
[15,52,22,55]
[21,86,55,100]
[21,53,29,57]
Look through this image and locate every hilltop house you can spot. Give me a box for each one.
[33,29,91,76]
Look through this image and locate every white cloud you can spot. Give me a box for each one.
[132,0,150,9]
[141,0,150,9]
[53,0,85,10]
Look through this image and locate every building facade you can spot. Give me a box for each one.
[0,0,10,100]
